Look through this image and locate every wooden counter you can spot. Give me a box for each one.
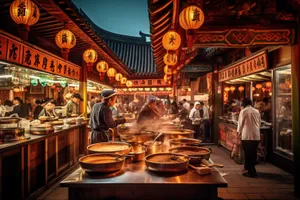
[61,160,227,200]
[0,124,88,200]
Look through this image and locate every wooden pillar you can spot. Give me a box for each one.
[291,15,300,197]
[212,65,222,144]
[80,62,88,118]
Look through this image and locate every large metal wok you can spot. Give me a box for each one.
[169,146,211,164]
[87,141,132,155]
[145,153,189,173]
[79,153,126,173]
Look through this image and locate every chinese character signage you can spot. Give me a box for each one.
[0,34,81,81]
[132,79,170,87]
[218,51,268,82]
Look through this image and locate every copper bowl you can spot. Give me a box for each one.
[87,141,132,155]
[79,153,126,173]
[169,146,211,164]
[145,153,190,173]
[169,138,202,148]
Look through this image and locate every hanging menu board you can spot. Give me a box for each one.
[218,51,268,82]
[0,33,81,81]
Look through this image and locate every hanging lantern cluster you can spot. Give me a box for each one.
[238,86,244,93]
[55,29,76,60]
[224,87,230,92]
[121,77,127,85]
[10,0,40,40]
[162,31,181,51]
[164,65,172,75]
[107,67,116,83]
[164,74,172,84]
[230,86,235,92]
[179,5,205,31]
[83,48,98,72]
[115,73,123,85]
[163,53,178,66]
[96,61,109,80]
[126,80,133,87]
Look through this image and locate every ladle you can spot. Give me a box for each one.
[152,132,163,143]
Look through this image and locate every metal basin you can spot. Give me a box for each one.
[169,146,211,164]
[169,138,202,148]
[79,153,125,173]
[87,141,132,155]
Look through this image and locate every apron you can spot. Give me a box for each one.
[91,130,109,144]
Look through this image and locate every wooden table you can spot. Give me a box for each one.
[61,159,227,200]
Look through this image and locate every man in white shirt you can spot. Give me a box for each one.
[237,98,261,178]
[182,99,190,111]
[189,102,201,139]
[200,102,210,142]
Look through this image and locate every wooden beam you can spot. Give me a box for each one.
[149,0,172,16]
[172,0,179,29]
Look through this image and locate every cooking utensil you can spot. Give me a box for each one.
[169,146,211,164]
[144,141,163,155]
[169,138,202,148]
[145,153,189,173]
[189,164,211,175]
[87,141,132,155]
[79,153,126,174]
[201,159,224,168]
[129,145,147,162]
[30,125,55,135]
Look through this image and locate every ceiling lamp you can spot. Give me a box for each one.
[121,77,127,85]
[230,86,235,92]
[159,88,164,91]
[224,87,230,92]
[163,53,178,66]
[126,80,133,87]
[13,87,20,93]
[179,5,205,31]
[31,79,38,86]
[128,88,132,92]
[132,88,137,91]
[10,0,40,40]
[256,84,262,89]
[138,88,143,91]
[55,29,76,60]
[162,30,181,51]
[40,78,47,87]
[238,86,244,93]
[166,87,172,91]
[115,73,123,82]
[266,81,272,88]
[123,88,127,92]
[83,48,98,72]
[96,61,109,80]
[145,88,150,91]
[107,67,116,83]
[164,65,172,75]
[152,88,157,92]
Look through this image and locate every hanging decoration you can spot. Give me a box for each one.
[164,65,172,75]
[107,67,116,83]
[164,74,171,84]
[163,53,178,66]
[60,81,67,88]
[266,81,272,88]
[55,29,76,60]
[145,88,150,91]
[256,84,262,89]
[166,87,172,91]
[96,61,109,80]
[230,86,235,92]
[121,77,127,85]
[13,87,20,93]
[159,88,164,91]
[10,0,40,40]
[115,73,123,82]
[238,86,244,93]
[138,88,143,91]
[162,31,181,51]
[31,78,38,86]
[46,81,54,87]
[252,86,256,91]
[83,48,98,72]
[224,87,230,92]
[40,78,47,87]
[126,80,133,87]
[179,5,205,30]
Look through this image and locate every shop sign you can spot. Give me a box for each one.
[0,34,81,81]
[218,51,268,82]
[131,79,170,87]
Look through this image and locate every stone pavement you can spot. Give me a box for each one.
[38,145,298,200]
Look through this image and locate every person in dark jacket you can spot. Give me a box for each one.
[89,90,126,143]
[171,101,179,114]
[33,100,43,119]
[7,97,23,117]
[137,97,161,126]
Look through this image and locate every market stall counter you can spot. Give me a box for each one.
[61,159,227,200]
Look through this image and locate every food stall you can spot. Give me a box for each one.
[217,50,272,164]
[0,31,89,200]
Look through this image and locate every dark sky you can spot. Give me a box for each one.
[73,0,150,37]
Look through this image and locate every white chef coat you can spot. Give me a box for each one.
[201,106,209,120]
[237,105,261,141]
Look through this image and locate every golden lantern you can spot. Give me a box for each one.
[96,61,109,80]
[163,53,177,66]
[145,88,150,91]
[83,48,98,72]
[230,86,235,92]
[10,0,40,40]
[224,87,230,92]
[121,77,127,85]
[266,81,272,88]
[256,84,262,89]
[179,5,205,30]
[107,68,116,82]
[164,65,172,75]
[115,73,123,82]
[126,80,133,87]
[162,31,181,51]
[152,88,157,92]
[238,86,244,93]
[55,29,76,60]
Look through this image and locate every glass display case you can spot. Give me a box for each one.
[273,65,293,159]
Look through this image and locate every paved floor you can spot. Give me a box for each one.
[37,145,298,200]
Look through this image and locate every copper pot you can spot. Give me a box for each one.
[87,141,132,155]
[169,146,211,164]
